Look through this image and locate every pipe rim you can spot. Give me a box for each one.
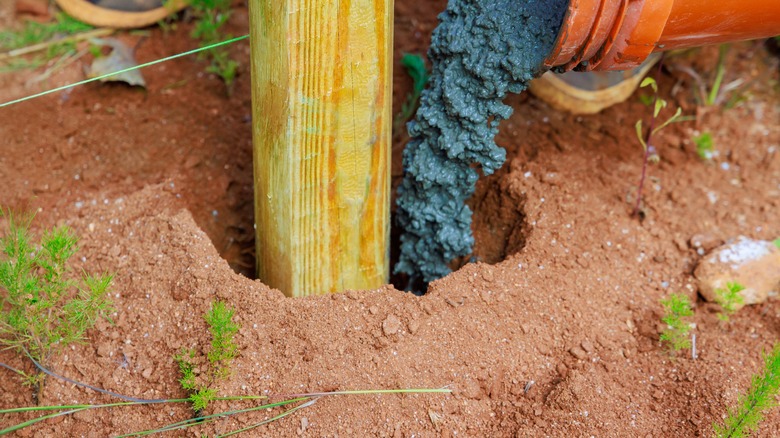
[546,0,674,71]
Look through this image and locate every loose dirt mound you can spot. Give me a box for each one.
[2,1,780,436]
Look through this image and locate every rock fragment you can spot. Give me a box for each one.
[690,233,722,253]
[569,346,587,360]
[382,314,402,336]
[695,236,780,308]
[581,339,594,353]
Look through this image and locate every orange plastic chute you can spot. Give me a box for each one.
[546,0,780,71]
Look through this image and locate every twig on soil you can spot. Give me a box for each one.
[116,397,312,437]
[211,398,319,438]
[0,361,24,376]
[22,349,168,403]
[0,360,451,437]
[0,408,87,435]
[0,35,248,109]
[26,47,89,87]
[0,28,114,61]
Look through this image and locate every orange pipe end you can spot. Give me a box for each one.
[658,0,780,51]
[547,0,780,72]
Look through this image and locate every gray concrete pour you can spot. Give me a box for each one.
[395,0,567,285]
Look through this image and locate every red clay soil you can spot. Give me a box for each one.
[2,1,780,437]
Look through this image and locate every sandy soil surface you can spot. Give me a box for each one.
[1,1,780,436]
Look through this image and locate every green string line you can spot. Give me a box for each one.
[0,34,249,109]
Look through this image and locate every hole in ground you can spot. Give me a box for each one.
[214,148,530,290]
[389,169,530,293]
[470,172,530,265]
[211,169,530,292]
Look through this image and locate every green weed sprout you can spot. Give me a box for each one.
[156,0,182,34]
[632,75,683,217]
[659,293,694,352]
[714,282,745,322]
[773,239,780,250]
[0,210,113,389]
[205,300,239,379]
[0,13,92,51]
[175,300,239,412]
[188,0,239,89]
[706,44,729,106]
[713,343,780,438]
[0,13,92,71]
[676,44,750,108]
[394,53,430,134]
[694,132,715,161]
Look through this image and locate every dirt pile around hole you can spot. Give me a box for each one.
[5,124,780,435]
[0,2,779,435]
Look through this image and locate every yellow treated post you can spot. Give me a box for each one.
[249,0,392,297]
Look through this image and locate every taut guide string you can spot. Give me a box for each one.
[0,34,249,109]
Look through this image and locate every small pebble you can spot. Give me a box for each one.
[581,339,594,353]
[408,319,420,334]
[695,236,780,308]
[382,314,401,336]
[689,233,722,252]
[569,346,587,360]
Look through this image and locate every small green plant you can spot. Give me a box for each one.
[188,0,239,89]
[394,53,430,134]
[713,343,780,438]
[175,300,239,412]
[659,293,694,352]
[705,44,729,106]
[714,282,745,322]
[205,300,239,379]
[0,13,92,52]
[694,132,716,161]
[632,75,683,217]
[0,210,113,390]
[0,13,93,70]
[156,0,181,34]
[675,44,750,109]
[773,238,780,249]
[638,92,655,107]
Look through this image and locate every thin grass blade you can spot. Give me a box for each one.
[217,398,318,437]
[0,408,86,435]
[118,397,310,437]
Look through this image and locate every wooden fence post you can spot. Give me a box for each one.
[249,0,392,297]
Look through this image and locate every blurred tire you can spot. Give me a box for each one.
[55,0,187,28]
[529,55,661,115]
